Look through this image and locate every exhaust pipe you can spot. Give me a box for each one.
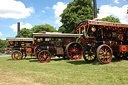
[93,0,98,20]
[17,22,20,37]
[127,7,128,14]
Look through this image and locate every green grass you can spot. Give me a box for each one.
[0,56,128,85]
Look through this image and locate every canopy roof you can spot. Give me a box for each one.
[32,33,82,38]
[75,20,128,31]
[6,38,33,41]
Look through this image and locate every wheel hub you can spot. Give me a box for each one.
[43,55,47,59]
[73,49,77,53]
[104,52,107,55]
[15,54,19,57]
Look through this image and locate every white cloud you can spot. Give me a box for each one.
[114,0,120,4]
[1,38,6,40]
[0,32,3,36]
[10,22,32,32]
[98,5,128,24]
[0,0,34,19]
[45,6,50,10]
[53,2,67,26]
[42,10,45,13]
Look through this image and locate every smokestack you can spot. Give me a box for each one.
[127,7,128,14]
[17,22,20,37]
[93,0,97,18]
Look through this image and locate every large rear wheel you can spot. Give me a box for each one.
[66,42,83,60]
[97,44,113,64]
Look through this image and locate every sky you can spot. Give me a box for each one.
[0,0,128,40]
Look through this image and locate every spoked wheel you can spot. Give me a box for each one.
[38,50,51,63]
[113,52,127,59]
[83,46,96,62]
[11,50,22,60]
[66,42,83,60]
[97,44,113,64]
[34,46,41,58]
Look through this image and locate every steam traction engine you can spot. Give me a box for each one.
[66,20,128,64]
[6,32,81,63]
[32,32,81,63]
[6,38,33,60]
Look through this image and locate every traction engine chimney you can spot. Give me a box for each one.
[17,22,20,37]
[93,0,97,19]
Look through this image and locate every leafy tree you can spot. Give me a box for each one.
[58,26,65,33]
[20,24,57,38]
[60,0,98,33]
[99,15,120,23]
[31,24,57,33]
[20,28,31,38]
[0,39,8,50]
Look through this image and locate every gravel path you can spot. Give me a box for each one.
[0,55,10,57]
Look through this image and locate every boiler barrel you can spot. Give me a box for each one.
[40,46,56,55]
[40,46,55,51]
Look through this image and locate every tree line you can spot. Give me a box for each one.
[0,39,8,50]
[20,24,57,38]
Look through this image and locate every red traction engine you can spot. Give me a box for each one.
[6,38,33,60]
[31,32,81,63]
[66,20,128,64]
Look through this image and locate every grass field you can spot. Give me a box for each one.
[0,56,128,85]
